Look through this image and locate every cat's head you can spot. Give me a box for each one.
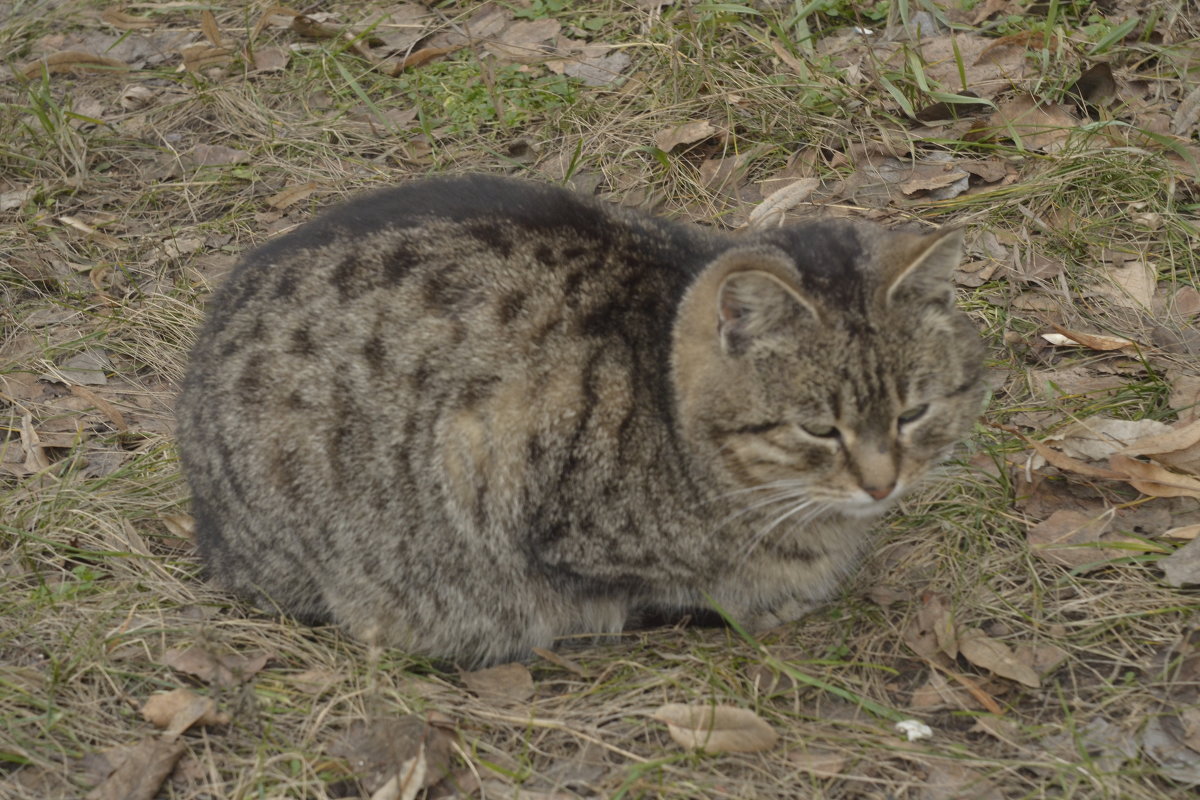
[672,220,986,519]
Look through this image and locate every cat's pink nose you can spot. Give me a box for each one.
[864,483,895,501]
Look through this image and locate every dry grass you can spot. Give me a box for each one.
[3,1,1200,798]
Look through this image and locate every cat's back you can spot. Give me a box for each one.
[198,175,713,329]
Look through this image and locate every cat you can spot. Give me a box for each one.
[176,173,986,667]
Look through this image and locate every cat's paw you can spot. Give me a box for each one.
[742,597,818,631]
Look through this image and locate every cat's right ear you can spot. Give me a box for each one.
[717,268,819,356]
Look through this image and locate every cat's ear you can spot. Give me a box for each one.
[717,268,818,355]
[883,227,963,306]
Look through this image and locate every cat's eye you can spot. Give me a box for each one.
[898,404,929,425]
[801,423,840,439]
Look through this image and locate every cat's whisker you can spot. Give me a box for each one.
[717,487,811,529]
[738,499,820,563]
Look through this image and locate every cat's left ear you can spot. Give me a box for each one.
[883,227,963,306]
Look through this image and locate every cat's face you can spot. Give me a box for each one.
[672,224,986,521]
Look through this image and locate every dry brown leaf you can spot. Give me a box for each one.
[654,120,717,152]
[389,45,460,73]
[21,51,128,79]
[1041,329,1136,351]
[747,177,821,229]
[19,413,50,473]
[788,748,846,776]
[83,737,187,800]
[292,14,342,40]
[918,591,958,660]
[288,667,345,691]
[923,762,1006,800]
[653,703,779,753]
[1118,418,1200,473]
[161,644,269,686]
[69,384,127,431]
[460,662,534,704]
[1014,642,1069,677]
[100,9,158,30]
[200,9,222,46]
[1022,438,1123,482]
[1109,454,1200,499]
[1171,286,1200,318]
[1027,509,1120,572]
[982,94,1079,152]
[1165,524,1200,541]
[159,512,195,541]
[141,688,229,735]
[484,18,561,63]
[1099,259,1156,310]
[267,182,319,210]
[532,646,588,677]
[958,628,1040,688]
[181,43,232,73]
[329,716,453,798]
[252,46,290,72]
[189,143,252,167]
[550,43,632,87]
[1049,417,1172,462]
[250,5,302,42]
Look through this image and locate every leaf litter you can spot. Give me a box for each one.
[5,0,1200,797]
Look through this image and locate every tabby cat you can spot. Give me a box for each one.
[177,174,985,666]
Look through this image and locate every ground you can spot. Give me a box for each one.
[3,1,1200,798]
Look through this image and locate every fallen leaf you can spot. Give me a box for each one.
[1171,286,1200,318]
[1040,330,1136,351]
[958,629,1040,689]
[161,644,269,687]
[180,43,232,73]
[788,748,846,776]
[748,178,821,228]
[1042,717,1138,774]
[1173,85,1200,138]
[532,646,588,677]
[1110,454,1200,499]
[189,143,252,167]
[1161,537,1200,588]
[141,688,229,736]
[159,512,195,542]
[1027,509,1122,572]
[923,763,1005,800]
[484,18,561,63]
[1165,524,1200,541]
[329,716,453,798]
[1099,259,1156,310]
[100,9,158,30]
[653,703,779,753]
[54,349,112,386]
[460,662,534,704]
[557,45,631,87]
[200,9,222,46]
[981,93,1080,152]
[654,120,717,152]
[83,737,187,800]
[252,46,290,72]
[1118,418,1200,473]
[920,592,958,660]
[1013,642,1069,677]
[1143,714,1200,783]
[266,182,318,210]
[1049,417,1172,462]
[21,51,128,79]
[289,667,345,692]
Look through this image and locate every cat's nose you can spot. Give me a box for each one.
[863,482,895,501]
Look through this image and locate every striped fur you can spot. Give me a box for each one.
[177,174,985,666]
